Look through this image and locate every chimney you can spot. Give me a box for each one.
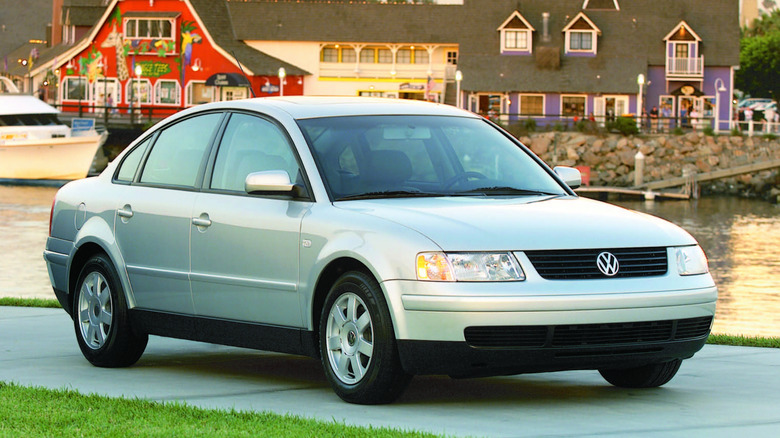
[542,12,551,42]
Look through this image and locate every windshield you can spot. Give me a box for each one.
[298,115,568,201]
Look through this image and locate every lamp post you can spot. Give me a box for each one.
[637,73,645,131]
[714,78,727,132]
[278,67,286,96]
[455,70,463,109]
[134,64,142,122]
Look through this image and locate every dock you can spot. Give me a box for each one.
[576,186,690,201]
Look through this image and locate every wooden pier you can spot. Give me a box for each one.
[576,186,690,201]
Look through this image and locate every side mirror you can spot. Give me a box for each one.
[553,166,582,189]
[245,170,295,194]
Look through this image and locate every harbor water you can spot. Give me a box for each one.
[1,184,778,337]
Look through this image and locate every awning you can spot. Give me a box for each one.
[205,73,251,87]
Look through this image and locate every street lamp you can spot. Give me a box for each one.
[714,78,727,132]
[455,70,463,109]
[278,67,286,96]
[637,73,645,130]
[134,64,142,119]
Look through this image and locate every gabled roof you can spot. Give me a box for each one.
[583,0,620,11]
[663,21,702,42]
[497,11,536,32]
[562,12,601,35]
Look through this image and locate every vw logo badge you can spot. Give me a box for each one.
[596,252,620,276]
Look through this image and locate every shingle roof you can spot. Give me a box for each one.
[223,0,739,93]
[0,0,52,62]
[189,0,309,76]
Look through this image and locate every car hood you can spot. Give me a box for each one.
[335,196,696,251]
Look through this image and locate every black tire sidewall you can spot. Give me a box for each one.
[73,253,146,367]
[318,271,408,404]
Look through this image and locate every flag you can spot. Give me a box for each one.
[425,75,434,101]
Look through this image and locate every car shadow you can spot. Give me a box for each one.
[131,341,661,405]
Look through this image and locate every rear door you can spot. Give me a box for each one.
[113,112,224,313]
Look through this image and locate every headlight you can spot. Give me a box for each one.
[417,252,525,282]
[675,245,709,276]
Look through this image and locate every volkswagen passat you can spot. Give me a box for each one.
[44,97,717,404]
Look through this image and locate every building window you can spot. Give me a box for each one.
[377,49,392,64]
[62,77,88,101]
[125,79,152,105]
[341,47,356,63]
[569,32,593,50]
[675,43,689,58]
[519,95,544,116]
[446,51,458,65]
[562,95,587,117]
[321,47,338,63]
[505,30,528,50]
[414,49,429,64]
[186,81,216,106]
[397,49,412,64]
[124,18,174,41]
[155,80,181,105]
[360,48,376,64]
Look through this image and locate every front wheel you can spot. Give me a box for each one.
[73,253,148,367]
[319,271,411,404]
[599,359,682,388]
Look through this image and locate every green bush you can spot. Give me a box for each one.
[607,116,639,136]
[730,127,743,137]
[702,126,715,136]
[523,118,537,132]
[672,127,685,136]
[763,133,778,140]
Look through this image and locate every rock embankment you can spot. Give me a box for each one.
[518,132,780,202]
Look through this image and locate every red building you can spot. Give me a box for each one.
[55,0,305,115]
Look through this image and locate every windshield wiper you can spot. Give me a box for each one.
[336,190,444,201]
[453,186,562,197]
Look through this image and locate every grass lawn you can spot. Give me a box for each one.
[0,382,436,438]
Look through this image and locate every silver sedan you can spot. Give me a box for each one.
[44,97,717,404]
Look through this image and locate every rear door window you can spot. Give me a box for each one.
[139,113,223,188]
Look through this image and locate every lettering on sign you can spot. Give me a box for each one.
[137,61,172,78]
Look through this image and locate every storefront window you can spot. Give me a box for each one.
[155,80,181,105]
[125,79,152,105]
[520,95,544,116]
[562,95,586,117]
[186,81,216,106]
[63,77,87,101]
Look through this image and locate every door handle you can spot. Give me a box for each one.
[117,205,133,218]
[192,215,212,228]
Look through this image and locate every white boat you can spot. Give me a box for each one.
[0,77,107,182]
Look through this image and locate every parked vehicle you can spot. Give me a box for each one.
[44,97,717,404]
[0,77,106,181]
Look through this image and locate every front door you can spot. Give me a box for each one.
[190,112,310,326]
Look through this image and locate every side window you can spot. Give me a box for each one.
[115,137,151,183]
[210,113,301,192]
[140,113,222,187]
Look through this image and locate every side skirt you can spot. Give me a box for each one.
[129,309,319,358]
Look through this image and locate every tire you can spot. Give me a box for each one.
[73,253,148,367]
[599,359,683,388]
[319,271,411,404]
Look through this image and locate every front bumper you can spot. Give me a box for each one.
[382,277,716,376]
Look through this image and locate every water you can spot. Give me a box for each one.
[1,185,778,337]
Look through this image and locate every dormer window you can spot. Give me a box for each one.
[498,11,535,54]
[582,0,620,10]
[663,21,703,78]
[563,12,600,55]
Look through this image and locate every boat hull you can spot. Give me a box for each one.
[0,134,106,180]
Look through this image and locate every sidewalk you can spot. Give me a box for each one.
[2,306,780,437]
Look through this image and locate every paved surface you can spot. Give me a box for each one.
[2,306,780,437]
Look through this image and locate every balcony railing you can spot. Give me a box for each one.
[666,56,704,78]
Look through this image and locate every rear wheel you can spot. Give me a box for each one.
[599,359,682,388]
[319,271,411,404]
[73,253,148,367]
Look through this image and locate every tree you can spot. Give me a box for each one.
[736,10,780,99]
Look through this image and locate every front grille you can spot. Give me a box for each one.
[524,247,668,280]
[464,316,712,349]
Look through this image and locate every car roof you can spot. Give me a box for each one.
[181,96,478,120]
